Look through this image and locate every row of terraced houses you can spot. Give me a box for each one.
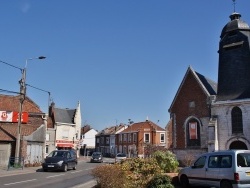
[95,120,166,158]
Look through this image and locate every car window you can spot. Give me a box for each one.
[93,152,102,156]
[48,151,65,157]
[117,153,126,157]
[67,152,71,159]
[194,156,206,168]
[208,156,219,168]
[237,153,250,167]
[220,155,231,168]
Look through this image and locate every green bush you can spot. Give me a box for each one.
[91,164,129,188]
[146,174,174,188]
[120,157,162,188]
[152,150,179,173]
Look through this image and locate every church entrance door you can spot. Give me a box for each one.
[229,141,248,150]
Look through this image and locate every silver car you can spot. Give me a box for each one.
[178,150,250,188]
[115,153,127,163]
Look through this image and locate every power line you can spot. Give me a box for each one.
[0,60,22,72]
[0,88,20,95]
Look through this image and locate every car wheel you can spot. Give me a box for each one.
[73,163,77,170]
[180,175,189,188]
[63,164,68,172]
[220,180,232,188]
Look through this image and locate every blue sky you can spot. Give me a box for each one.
[1,0,250,131]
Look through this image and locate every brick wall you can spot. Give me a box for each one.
[169,71,210,149]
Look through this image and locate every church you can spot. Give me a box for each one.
[167,7,250,162]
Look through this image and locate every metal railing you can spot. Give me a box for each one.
[8,157,24,170]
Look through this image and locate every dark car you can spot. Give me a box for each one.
[90,152,103,163]
[42,150,77,172]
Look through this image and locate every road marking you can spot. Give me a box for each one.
[47,174,65,178]
[70,170,83,174]
[4,179,37,186]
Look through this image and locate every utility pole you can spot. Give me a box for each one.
[14,56,46,161]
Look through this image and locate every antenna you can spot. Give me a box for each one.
[232,0,236,12]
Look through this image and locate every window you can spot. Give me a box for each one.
[208,156,219,168]
[106,137,110,144]
[123,134,127,142]
[128,133,132,142]
[133,133,137,142]
[160,133,165,143]
[237,153,250,167]
[100,137,104,144]
[119,134,122,142]
[189,101,195,108]
[144,133,150,143]
[46,133,50,141]
[194,156,206,168]
[186,119,201,147]
[45,145,49,154]
[96,138,99,144]
[232,106,243,134]
[220,156,232,168]
[62,130,69,139]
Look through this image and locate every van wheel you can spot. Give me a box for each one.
[220,180,232,188]
[63,164,68,172]
[180,175,189,188]
[73,163,77,170]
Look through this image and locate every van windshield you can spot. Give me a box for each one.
[237,153,250,167]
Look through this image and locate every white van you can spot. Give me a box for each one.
[178,150,250,188]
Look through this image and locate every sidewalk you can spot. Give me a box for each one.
[0,155,90,177]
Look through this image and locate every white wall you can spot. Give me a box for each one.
[82,129,98,148]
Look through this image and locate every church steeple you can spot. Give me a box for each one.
[217,7,250,101]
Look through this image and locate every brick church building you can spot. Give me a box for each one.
[167,10,250,162]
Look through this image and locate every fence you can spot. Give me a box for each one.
[8,157,24,170]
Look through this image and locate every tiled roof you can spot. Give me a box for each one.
[0,94,44,141]
[0,94,42,113]
[120,120,165,133]
[54,108,76,124]
[96,124,126,136]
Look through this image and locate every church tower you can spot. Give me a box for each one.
[217,11,250,101]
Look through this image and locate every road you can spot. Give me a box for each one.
[0,159,106,188]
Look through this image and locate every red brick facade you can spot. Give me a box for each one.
[168,67,212,150]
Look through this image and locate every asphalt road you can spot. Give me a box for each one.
[0,160,102,188]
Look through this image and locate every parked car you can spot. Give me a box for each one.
[178,150,250,188]
[115,153,127,163]
[42,150,77,172]
[90,152,103,163]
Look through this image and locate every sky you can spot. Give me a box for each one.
[1,0,250,131]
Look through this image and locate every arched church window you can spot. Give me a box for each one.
[186,119,201,147]
[231,107,243,134]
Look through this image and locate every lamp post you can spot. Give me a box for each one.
[15,56,46,160]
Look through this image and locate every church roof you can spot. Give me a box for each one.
[221,12,250,37]
[169,66,217,111]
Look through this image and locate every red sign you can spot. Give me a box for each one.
[0,111,28,123]
[189,122,198,140]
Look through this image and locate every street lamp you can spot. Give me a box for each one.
[15,56,46,160]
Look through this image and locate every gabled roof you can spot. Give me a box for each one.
[0,94,44,141]
[54,108,76,124]
[169,66,217,111]
[0,94,42,113]
[120,120,165,134]
[96,124,127,136]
